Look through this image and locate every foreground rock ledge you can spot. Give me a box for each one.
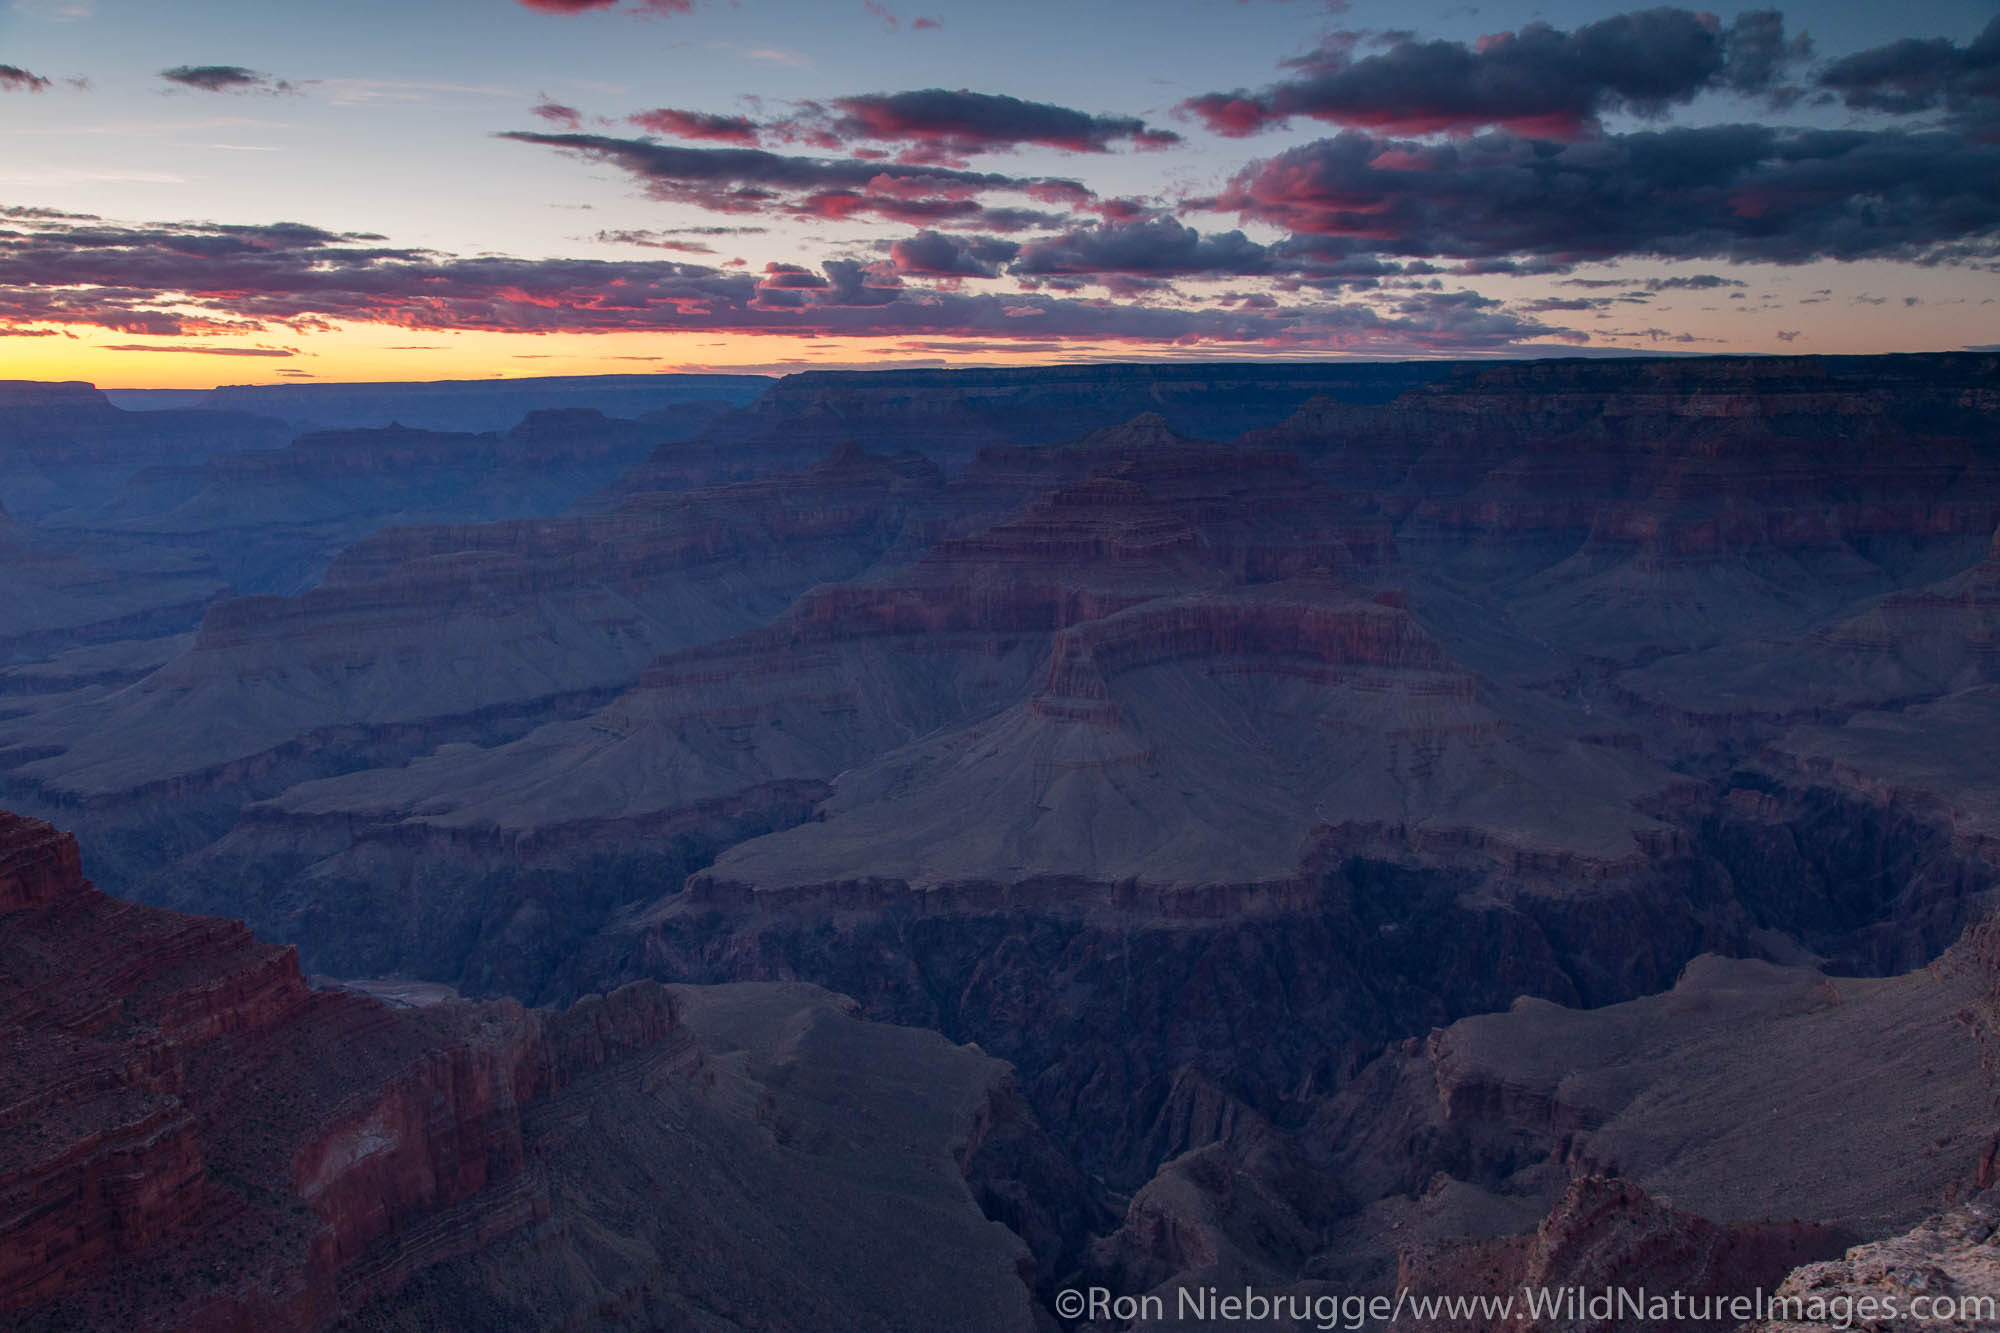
[0,809,1049,1332]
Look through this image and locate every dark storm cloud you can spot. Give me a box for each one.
[804,89,1181,159]
[1182,8,1810,138]
[887,231,1021,277]
[0,210,1570,353]
[896,220,1433,292]
[1819,14,2000,142]
[499,129,1094,228]
[0,64,52,93]
[1196,124,2000,266]
[160,65,295,94]
[1013,219,1273,278]
[623,90,1182,165]
[630,107,764,145]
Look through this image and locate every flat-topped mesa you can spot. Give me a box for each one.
[1362,353,1997,429]
[0,380,115,412]
[0,810,84,913]
[501,406,669,462]
[771,437,1385,643]
[689,363,1455,472]
[1248,354,2000,527]
[965,431,1395,584]
[746,474,1206,643]
[207,422,497,482]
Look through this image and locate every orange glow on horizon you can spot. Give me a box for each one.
[2,294,1987,391]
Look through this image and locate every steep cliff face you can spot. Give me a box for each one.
[0,811,1057,1332]
[0,809,666,1327]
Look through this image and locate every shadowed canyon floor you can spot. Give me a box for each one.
[3,354,1999,1328]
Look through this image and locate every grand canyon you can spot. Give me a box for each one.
[2,352,1997,1330]
[6,0,2000,1326]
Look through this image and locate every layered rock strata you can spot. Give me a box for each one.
[0,810,1052,1332]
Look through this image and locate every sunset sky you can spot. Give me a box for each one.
[0,0,1995,386]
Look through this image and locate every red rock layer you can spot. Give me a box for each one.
[0,811,688,1331]
[1391,1177,1847,1333]
[0,812,82,913]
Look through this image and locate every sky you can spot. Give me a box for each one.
[0,0,1995,387]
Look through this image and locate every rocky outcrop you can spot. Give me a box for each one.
[0,808,82,911]
[0,809,665,1326]
[0,810,1057,1331]
[1311,950,1996,1246]
[1030,928,2000,1327]
[1389,1177,1846,1333]
[1744,1188,2000,1332]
